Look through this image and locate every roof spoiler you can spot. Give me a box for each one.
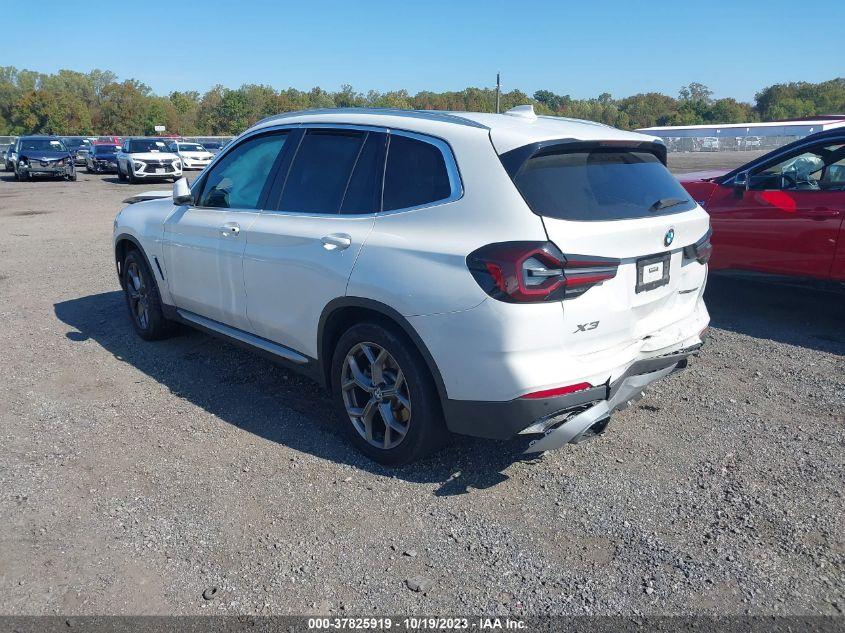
[498,139,669,177]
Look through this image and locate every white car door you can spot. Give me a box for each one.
[243,127,386,357]
[162,130,291,330]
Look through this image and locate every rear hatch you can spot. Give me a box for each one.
[504,141,711,357]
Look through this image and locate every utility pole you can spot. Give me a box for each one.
[495,72,501,114]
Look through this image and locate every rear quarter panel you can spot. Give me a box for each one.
[347,128,548,317]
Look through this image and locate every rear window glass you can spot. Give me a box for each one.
[512,149,695,221]
[383,135,452,211]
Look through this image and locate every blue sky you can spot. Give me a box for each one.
[5,0,843,102]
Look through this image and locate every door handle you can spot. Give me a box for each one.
[220,223,240,237]
[806,207,841,220]
[321,233,352,251]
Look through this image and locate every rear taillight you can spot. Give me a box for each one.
[683,228,713,264]
[467,241,620,303]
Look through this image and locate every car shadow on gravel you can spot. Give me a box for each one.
[55,291,539,495]
[705,275,845,355]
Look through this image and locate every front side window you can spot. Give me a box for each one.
[382,134,452,211]
[196,132,289,209]
[751,143,845,191]
[277,129,385,214]
[511,148,695,221]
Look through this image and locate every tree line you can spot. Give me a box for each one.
[0,66,843,137]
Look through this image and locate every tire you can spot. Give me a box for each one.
[121,249,177,341]
[127,164,136,184]
[117,162,126,182]
[331,322,447,466]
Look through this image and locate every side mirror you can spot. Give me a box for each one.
[173,177,193,205]
[733,171,749,191]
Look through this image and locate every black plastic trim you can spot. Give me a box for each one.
[444,346,698,440]
[161,304,323,383]
[317,296,449,403]
[443,385,606,439]
[114,233,157,288]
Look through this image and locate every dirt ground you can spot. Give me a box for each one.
[0,153,842,617]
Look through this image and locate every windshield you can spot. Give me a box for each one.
[21,139,67,152]
[178,143,205,152]
[510,148,695,221]
[127,139,170,153]
[94,145,119,155]
[62,138,88,149]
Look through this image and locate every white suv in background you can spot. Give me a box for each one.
[168,141,214,170]
[116,138,183,183]
[113,106,711,465]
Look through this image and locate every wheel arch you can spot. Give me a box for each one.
[317,297,448,404]
[114,233,159,291]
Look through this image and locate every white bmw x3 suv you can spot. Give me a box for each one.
[113,106,711,465]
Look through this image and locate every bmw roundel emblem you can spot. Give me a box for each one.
[664,228,675,247]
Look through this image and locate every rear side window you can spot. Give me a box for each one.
[383,134,452,211]
[341,132,386,214]
[512,148,695,221]
[280,130,365,214]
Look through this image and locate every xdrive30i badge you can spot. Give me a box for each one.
[664,228,675,247]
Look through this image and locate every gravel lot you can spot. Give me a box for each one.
[0,151,842,617]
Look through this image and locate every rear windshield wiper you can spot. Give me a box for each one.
[649,197,688,212]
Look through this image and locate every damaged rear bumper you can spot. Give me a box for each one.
[523,354,688,453]
[442,346,698,447]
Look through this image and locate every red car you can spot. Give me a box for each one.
[680,129,845,283]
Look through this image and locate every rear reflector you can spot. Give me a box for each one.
[521,382,593,400]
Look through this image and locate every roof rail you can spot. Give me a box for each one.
[251,107,490,131]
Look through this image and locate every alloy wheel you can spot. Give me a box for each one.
[125,261,150,330]
[341,342,411,450]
